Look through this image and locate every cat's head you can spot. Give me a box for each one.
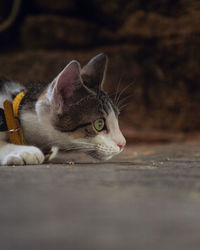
[38,53,126,160]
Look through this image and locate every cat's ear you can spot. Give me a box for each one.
[81,53,108,90]
[48,60,83,113]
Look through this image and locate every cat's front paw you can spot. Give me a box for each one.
[3,146,45,165]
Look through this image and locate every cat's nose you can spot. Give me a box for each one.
[118,142,126,151]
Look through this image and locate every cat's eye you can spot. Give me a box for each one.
[93,118,105,132]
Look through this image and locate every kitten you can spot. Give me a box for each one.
[0,53,126,165]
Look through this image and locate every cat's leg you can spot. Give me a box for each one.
[44,146,59,162]
[0,142,45,165]
[0,135,45,165]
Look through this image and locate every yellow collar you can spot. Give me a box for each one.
[3,91,26,145]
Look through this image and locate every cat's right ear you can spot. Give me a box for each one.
[81,53,108,91]
[47,60,83,113]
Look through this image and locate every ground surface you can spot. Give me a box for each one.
[1,142,200,250]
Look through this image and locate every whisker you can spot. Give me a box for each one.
[62,141,96,152]
[63,146,93,152]
[108,92,117,98]
[75,141,96,146]
[50,139,96,152]
[117,94,133,108]
[116,81,135,106]
[114,77,123,105]
[118,103,130,111]
[88,151,99,159]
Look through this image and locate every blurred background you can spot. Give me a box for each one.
[0,0,200,144]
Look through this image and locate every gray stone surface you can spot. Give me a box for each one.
[1,142,200,250]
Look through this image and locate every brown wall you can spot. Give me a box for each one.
[0,0,200,143]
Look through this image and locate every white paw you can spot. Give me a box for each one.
[3,146,45,165]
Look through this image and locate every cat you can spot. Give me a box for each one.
[0,53,126,165]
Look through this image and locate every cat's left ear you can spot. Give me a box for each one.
[48,60,83,113]
[81,53,108,90]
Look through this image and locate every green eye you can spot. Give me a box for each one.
[93,118,105,132]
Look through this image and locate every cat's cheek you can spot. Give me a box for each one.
[67,130,85,140]
[97,130,108,135]
[67,126,96,140]
[84,126,97,137]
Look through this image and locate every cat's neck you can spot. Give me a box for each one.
[20,108,51,150]
[19,86,54,150]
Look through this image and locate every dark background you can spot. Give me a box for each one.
[0,0,200,143]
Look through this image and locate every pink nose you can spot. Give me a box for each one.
[118,142,126,151]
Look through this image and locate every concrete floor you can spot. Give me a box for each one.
[1,142,200,250]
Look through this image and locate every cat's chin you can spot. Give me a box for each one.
[88,151,114,161]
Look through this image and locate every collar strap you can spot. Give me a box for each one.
[3,91,26,145]
[13,91,26,117]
